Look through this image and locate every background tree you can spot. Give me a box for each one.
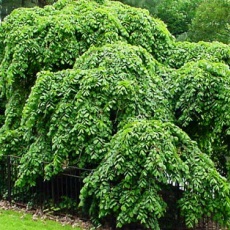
[188,0,230,44]
[153,0,201,37]
[37,0,57,6]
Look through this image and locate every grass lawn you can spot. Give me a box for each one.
[0,209,82,230]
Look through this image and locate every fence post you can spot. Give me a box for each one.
[7,155,12,204]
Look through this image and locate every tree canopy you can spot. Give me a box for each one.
[0,0,230,229]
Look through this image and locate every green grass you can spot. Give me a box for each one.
[0,209,82,230]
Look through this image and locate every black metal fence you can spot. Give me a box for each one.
[0,155,91,213]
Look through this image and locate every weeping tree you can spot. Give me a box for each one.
[0,0,230,229]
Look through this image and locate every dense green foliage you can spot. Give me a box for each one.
[167,41,230,69]
[168,60,230,173]
[17,42,171,185]
[0,0,230,229]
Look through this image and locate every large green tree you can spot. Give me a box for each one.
[0,0,230,229]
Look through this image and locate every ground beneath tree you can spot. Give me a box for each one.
[0,200,100,230]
